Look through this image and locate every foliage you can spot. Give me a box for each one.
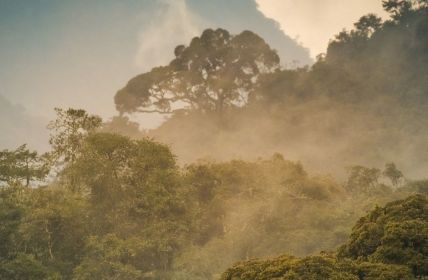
[66,132,188,276]
[222,194,427,279]
[47,108,102,165]
[0,135,426,279]
[133,0,428,178]
[0,145,48,186]
[345,163,405,194]
[1,1,428,279]
[170,156,420,279]
[19,187,89,276]
[338,194,428,276]
[220,254,415,280]
[0,253,57,280]
[3,102,426,279]
[72,234,143,280]
[115,28,280,115]
[0,186,24,261]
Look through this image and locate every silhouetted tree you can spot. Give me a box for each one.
[383,162,404,187]
[346,166,381,193]
[115,28,280,115]
[354,14,383,36]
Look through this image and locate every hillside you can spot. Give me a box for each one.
[113,0,428,178]
[221,195,428,279]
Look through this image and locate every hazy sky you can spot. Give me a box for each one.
[0,0,390,149]
[257,0,388,57]
[0,0,309,121]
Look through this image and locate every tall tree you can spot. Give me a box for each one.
[68,133,188,275]
[47,108,102,165]
[115,28,280,115]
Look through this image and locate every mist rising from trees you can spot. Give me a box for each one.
[112,0,428,179]
[0,0,427,279]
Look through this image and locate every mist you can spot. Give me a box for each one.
[116,7,428,179]
[1,1,427,279]
[0,0,312,143]
[0,95,48,151]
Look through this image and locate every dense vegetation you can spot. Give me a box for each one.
[221,255,416,280]
[221,195,428,279]
[0,108,426,279]
[1,0,427,279]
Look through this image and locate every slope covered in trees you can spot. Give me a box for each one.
[221,195,428,280]
[0,108,427,279]
[113,0,428,178]
[1,0,427,279]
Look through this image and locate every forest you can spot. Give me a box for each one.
[0,0,428,279]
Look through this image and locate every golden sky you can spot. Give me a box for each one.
[256,0,389,57]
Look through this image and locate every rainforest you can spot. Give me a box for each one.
[0,0,427,279]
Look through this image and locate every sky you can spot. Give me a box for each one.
[0,0,390,149]
[256,0,388,57]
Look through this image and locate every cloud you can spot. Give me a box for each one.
[135,0,203,71]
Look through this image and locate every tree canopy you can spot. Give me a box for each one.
[338,194,428,276]
[222,194,428,279]
[115,28,280,115]
[0,145,48,187]
[0,108,426,279]
[1,1,428,279]
[47,108,102,165]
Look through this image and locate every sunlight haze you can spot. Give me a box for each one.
[256,0,389,57]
